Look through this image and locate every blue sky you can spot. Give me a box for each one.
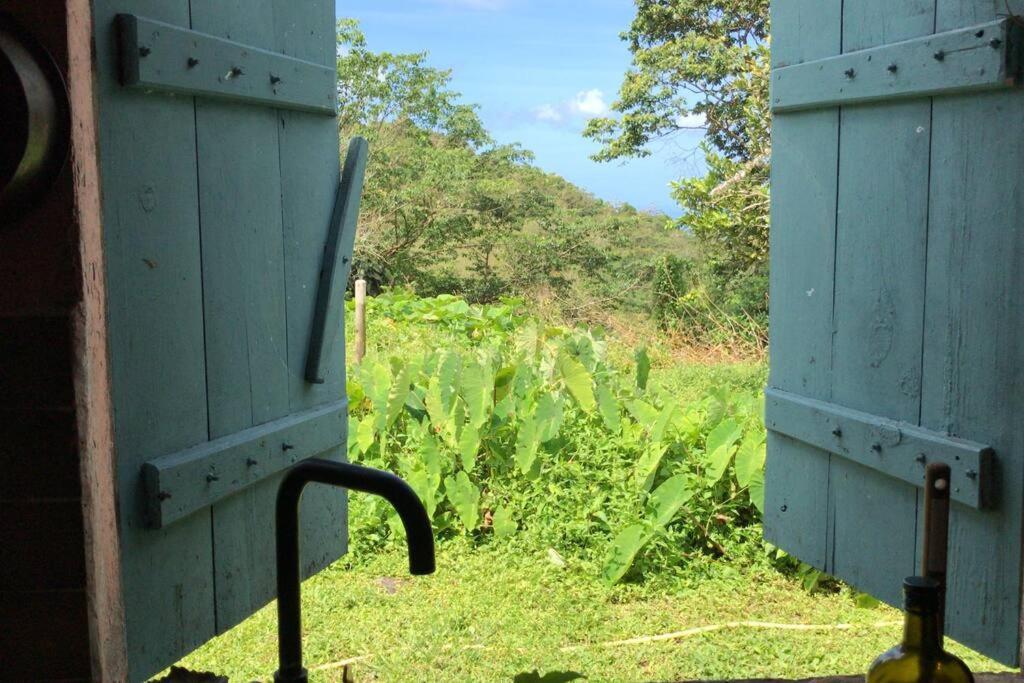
[337,0,707,217]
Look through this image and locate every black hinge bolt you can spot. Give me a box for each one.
[871,443,883,453]
[831,427,843,438]
[139,46,151,57]
[282,443,295,452]
[844,68,856,79]
[933,50,946,61]
[187,57,200,68]
[887,63,898,73]
[206,472,220,483]
[270,74,282,85]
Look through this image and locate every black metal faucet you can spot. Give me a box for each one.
[274,458,436,683]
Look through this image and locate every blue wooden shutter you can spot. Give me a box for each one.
[766,0,1024,665]
[91,1,347,679]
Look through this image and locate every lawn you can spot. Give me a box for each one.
[179,543,1002,682]
[174,294,1008,681]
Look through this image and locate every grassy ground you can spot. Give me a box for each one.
[173,303,1008,681]
[179,542,1004,682]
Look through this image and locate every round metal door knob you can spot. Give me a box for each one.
[0,15,70,224]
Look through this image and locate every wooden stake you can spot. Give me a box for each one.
[923,461,951,636]
[354,278,367,364]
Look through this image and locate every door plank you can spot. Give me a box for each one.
[763,0,842,569]
[187,0,296,633]
[273,0,349,582]
[921,85,1024,662]
[826,0,935,609]
[92,2,214,679]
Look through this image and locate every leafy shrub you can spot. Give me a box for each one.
[346,294,766,585]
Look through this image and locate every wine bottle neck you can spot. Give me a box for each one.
[903,608,942,651]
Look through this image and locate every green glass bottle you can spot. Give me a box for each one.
[867,577,974,683]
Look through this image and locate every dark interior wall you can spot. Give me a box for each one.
[0,3,93,680]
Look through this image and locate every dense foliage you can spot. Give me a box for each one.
[345,291,766,585]
[585,1,770,342]
[337,20,691,315]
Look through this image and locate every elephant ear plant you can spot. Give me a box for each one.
[346,291,767,586]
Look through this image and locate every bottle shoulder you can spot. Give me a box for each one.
[867,647,974,683]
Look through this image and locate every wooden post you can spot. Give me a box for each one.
[354,278,367,364]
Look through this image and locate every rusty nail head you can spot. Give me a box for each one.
[934,50,946,61]
[831,427,842,437]
[780,504,788,512]
[871,443,882,453]
[887,63,898,73]
[231,66,244,77]
[187,57,200,68]
[270,74,282,84]
[844,68,856,78]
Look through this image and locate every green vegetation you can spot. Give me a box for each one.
[586,1,770,345]
[178,295,1006,681]
[337,20,692,319]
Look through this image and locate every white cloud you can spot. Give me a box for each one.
[533,89,609,125]
[572,89,608,116]
[674,112,707,128]
[425,0,509,9]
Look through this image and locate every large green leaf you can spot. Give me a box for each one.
[747,467,765,513]
[651,404,677,444]
[734,434,766,489]
[458,421,480,472]
[424,372,445,431]
[355,415,375,453]
[514,412,540,476]
[460,362,492,429]
[635,347,650,390]
[438,351,462,413]
[602,524,650,585]
[492,506,516,539]
[556,352,595,413]
[534,394,563,443]
[705,418,743,483]
[648,474,693,527]
[445,471,480,531]
[596,382,621,433]
[626,399,659,425]
[386,360,415,427]
[635,443,668,491]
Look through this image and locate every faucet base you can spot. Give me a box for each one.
[274,667,308,683]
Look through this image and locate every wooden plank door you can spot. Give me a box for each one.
[767,0,1024,666]
[90,1,347,679]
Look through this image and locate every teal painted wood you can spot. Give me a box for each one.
[92,2,216,680]
[306,137,368,384]
[769,0,1024,665]
[186,0,294,633]
[763,0,843,570]
[826,0,935,614]
[765,389,992,508]
[271,0,350,594]
[143,398,346,526]
[917,0,1024,663]
[772,19,1020,113]
[117,14,337,114]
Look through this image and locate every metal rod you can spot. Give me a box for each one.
[274,459,435,683]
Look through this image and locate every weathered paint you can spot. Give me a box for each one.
[767,0,1024,665]
[91,0,346,678]
[773,19,1021,113]
[117,14,337,115]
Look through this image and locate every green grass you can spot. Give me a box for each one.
[179,543,1004,682]
[173,302,1009,681]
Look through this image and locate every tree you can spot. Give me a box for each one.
[337,19,690,313]
[584,1,770,329]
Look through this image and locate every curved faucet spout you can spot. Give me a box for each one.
[274,458,436,683]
